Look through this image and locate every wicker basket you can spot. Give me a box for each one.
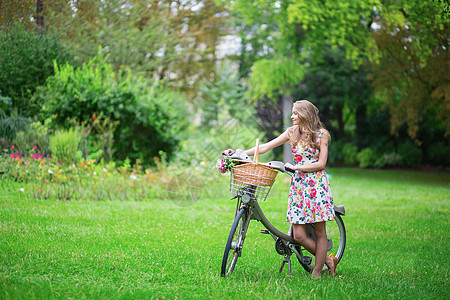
[231,138,278,187]
[232,163,278,187]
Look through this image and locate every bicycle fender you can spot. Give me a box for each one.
[334,205,345,216]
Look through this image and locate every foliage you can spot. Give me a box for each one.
[0,147,215,204]
[287,0,448,65]
[0,25,70,116]
[0,109,31,142]
[0,0,36,29]
[373,15,449,139]
[327,140,343,166]
[49,128,81,165]
[288,0,449,139]
[232,0,449,150]
[197,63,253,128]
[79,114,118,162]
[36,0,228,97]
[356,148,376,168]
[10,121,50,155]
[229,1,306,102]
[293,47,372,139]
[375,152,403,169]
[427,142,450,167]
[248,58,305,101]
[398,141,423,168]
[0,93,11,115]
[341,143,358,166]
[34,52,188,164]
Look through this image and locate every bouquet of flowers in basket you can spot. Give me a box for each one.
[216,156,236,174]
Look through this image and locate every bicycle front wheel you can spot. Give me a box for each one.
[221,208,249,277]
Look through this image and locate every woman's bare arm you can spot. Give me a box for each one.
[245,129,290,156]
[285,131,329,172]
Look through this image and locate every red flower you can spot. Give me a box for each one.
[309,179,315,186]
[310,188,317,198]
[294,154,303,162]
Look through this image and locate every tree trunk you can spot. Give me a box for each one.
[282,94,294,164]
[36,0,44,28]
[336,103,345,138]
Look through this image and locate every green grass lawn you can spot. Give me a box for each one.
[0,168,449,299]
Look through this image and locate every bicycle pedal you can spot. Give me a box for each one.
[260,229,270,234]
[302,256,312,265]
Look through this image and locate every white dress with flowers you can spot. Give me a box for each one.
[286,129,335,224]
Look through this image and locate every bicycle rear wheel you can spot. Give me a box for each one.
[221,208,249,277]
[327,214,346,261]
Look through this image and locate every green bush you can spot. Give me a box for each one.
[49,128,81,165]
[377,152,403,168]
[328,140,343,165]
[34,51,188,165]
[341,143,358,166]
[11,121,49,154]
[357,147,376,168]
[0,25,70,116]
[398,141,423,168]
[0,109,31,142]
[428,142,450,167]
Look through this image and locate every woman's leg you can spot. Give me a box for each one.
[311,221,329,277]
[292,222,335,277]
[292,224,316,254]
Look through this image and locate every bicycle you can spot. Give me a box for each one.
[220,146,346,277]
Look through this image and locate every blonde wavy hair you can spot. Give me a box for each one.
[288,100,326,149]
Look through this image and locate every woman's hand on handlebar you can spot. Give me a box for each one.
[222,149,235,156]
[284,163,297,173]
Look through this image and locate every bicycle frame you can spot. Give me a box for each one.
[233,194,345,275]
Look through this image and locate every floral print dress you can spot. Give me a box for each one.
[286,129,335,224]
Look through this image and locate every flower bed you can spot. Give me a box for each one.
[1,145,223,203]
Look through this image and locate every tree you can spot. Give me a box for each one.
[228,1,308,161]
[372,5,449,139]
[41,0,229,97]
[287,0,449,139]
[294,47,372,140]
[0,0,35,29]
[1,0,231,99]
[0,25,70,116]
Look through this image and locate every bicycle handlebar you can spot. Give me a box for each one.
[222,150,295,175]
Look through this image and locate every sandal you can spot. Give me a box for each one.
[329,257,339,276]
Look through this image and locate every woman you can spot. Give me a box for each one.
[224,100,338,278]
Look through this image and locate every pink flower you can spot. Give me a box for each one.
[47,154,50,158]
[38,155,43,159]
[33,146,37,150]
[11,145,14,149]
